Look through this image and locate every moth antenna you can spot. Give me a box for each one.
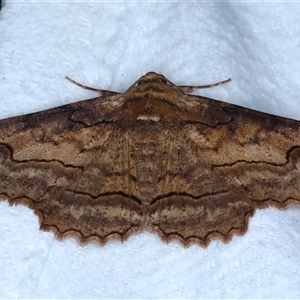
[179,78,231,93]
[65,76,120,96]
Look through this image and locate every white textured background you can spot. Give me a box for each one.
[1,1,300,299]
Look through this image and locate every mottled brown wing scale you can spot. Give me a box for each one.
[147,128,256,247]
[147,95,300,247]
[1,72,300,248]
[0,96,144,245]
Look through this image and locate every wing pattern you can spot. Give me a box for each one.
[1,72,300,247]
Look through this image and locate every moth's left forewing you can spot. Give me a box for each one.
[69,93,126,126]
[0,94,144,245]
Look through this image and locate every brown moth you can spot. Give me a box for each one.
[1,72,300,248]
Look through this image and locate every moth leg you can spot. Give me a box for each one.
[65,76,120,96]
[179,78,231,93]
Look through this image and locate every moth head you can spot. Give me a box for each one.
[135,72,170,86]
[123,72,186,106]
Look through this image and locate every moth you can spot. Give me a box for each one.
[0,72,299,248]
